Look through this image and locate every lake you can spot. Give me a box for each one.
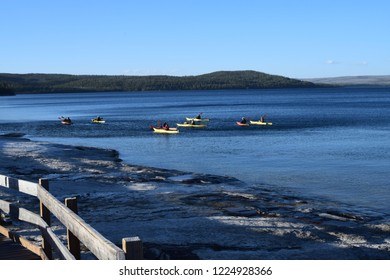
[1,87,389,215]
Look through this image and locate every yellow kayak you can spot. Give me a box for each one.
[177,123,207,128]
[91,119,106,124]
[249,120,273,126]
[152,127,179,134]
[186,117,210,122]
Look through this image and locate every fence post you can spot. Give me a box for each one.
[65,197,81,260]
[122,237,143,260]
[39,178,52,259]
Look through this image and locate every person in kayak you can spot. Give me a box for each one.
[195,113,202,119]
[240,117,247,124]
[162,122,170,130]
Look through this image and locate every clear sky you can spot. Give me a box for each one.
[1,0,389,78]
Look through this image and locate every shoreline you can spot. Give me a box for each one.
[1,133,389,259]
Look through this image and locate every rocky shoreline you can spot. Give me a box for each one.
[1,133,389,259]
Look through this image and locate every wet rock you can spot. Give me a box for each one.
[0,133,26,138]
[224,207,259,217]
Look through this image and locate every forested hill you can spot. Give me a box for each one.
[0,71,317,93]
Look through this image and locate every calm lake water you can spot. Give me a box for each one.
[1,88,389,214]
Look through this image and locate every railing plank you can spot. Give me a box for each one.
[40,225,75,260]
[0,175,38,197]
[37,186,125,260]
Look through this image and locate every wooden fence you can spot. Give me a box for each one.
[0,174,143,260]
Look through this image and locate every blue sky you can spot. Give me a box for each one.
[1,0,389,78]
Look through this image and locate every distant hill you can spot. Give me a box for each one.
[0,71,317,93]
[304,75,390,86]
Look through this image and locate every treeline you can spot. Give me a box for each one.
[0,82,15,95]
[0,70,318,94]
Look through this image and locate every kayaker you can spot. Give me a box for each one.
[195,113,202,119]
[240,117,247,124]
[162,122,169,130]
[61,117,72,124]
[260,116,264,122]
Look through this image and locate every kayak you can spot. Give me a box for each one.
[91,119,106,124]
[249,120,273,126]
[152,127,179,134]
[186,117,210,122]
[61,120,72,125]
[177,123,206,128]
[236,121,250,126]
[153,127,179,134]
